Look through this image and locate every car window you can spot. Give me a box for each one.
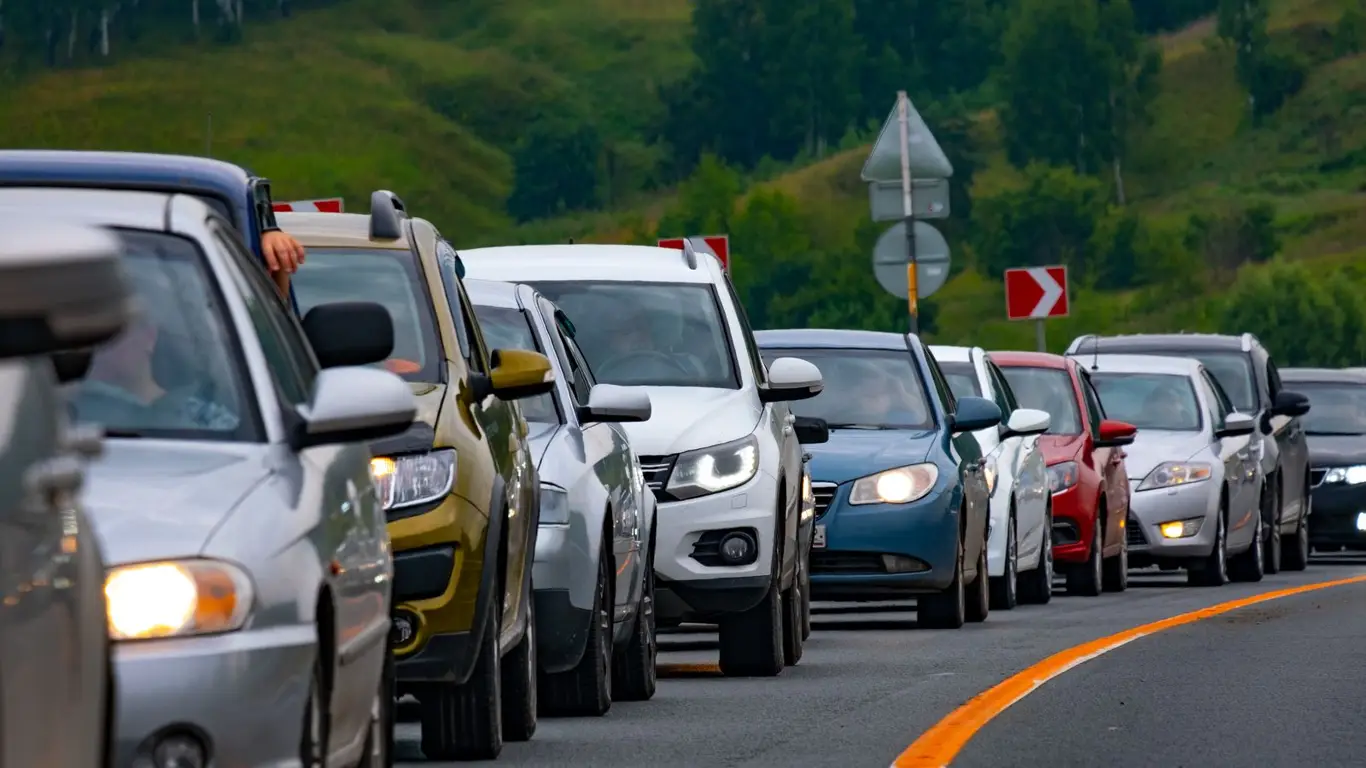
[1266,357,1283,399]
[435,239,473,363]
[997,366,1083,435]
[924,352,957,414]
[531,280,739,389]
[937,360,982,401]
[541,298,597,406]
[1090,372,1203,432]
[468,303,561,424]
[291,246,443,382]
[1198,371,1229,430]
[988,362,1020,414]
[66,228,260,442]
[720,274,766,385]
[758,347,934,430]
[1294,380,1366,435]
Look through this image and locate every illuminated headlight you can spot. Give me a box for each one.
[1323,465,1366,485]
[1048,461,1080,493]
[1159,518,1203,539]
[540,484,570,525]
[666,435,759,500]
[105,560,253,641]
[849,463,939,505]
[370,449,456,510]
[1138,462,1211,492]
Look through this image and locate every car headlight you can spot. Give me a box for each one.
[1324,465,1366,485]
[666,435,759,500]
[1048,461,1080,493]
[540,484,570,525]
[849,463,939,505]
[1159,517,1203,539]
[983,463,998,496]
[105,559,253,641]
[370,449,456,510]
[1137,461,1212,492]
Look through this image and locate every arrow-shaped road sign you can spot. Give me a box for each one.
[1005,266,1069,320]
[861,98,954,182]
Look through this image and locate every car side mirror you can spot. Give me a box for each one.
[1272,390,1311,418]
[1095,418,1137,448]
[1000,408,1050,439]
[760,357,823,403]
[794,416,829,445]
[578,383,651,423]
[951,396,1002,433]
[302,301,394,368]
[0,220,133,361]
[1216,411,1257,439]
[485,348,556,400]
[292,367,417,449]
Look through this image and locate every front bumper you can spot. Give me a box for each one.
[1309,480,1366,546]
[1050,485,1095,564]
[1125,480,1220,562]
[806,481,959,600]
[113,624,315,768]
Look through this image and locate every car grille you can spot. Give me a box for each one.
[1310,468,1327,488]
[1126,515,1146,547]
[811,551,887,574]
[811,482,837,518]
[638,455,677,499]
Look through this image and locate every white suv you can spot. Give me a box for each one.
[458,243,824,676]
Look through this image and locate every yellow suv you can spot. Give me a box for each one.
[280,191,554,760]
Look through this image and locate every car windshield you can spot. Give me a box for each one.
[530,281,737,388]
[1293,382,1366,435]
[1115,348,1257,412]
[998,366,1083,435]
[291,247,442,382]
[759,348,933,430]
[1090,372,1202,432]
[938,360,982,400]
[64,230,257,441]
[470,304,561,424]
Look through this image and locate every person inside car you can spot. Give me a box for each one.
[843,366,926,427]
[260,226,306,298]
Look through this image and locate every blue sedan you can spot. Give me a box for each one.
[756,329,1001,629]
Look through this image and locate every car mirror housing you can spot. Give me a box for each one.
[1216,412,1258,438]
[1095,418,1137,448]
[579,383,651,423]
[760,357,824,403]
[293,367,417,449]
[951,396,1002,433]
[302,301,395,369]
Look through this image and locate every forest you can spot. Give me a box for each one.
[1,0,1365,365]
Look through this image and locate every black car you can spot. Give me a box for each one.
[1066,333,1312,571]
[1281,368,1366,552]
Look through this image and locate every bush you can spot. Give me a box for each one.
[1218,261,1366,366]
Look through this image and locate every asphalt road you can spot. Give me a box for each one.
[397,553,1366,767]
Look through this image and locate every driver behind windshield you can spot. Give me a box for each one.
[1142,385,1191,430]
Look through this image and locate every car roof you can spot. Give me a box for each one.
[0,187,178,230]
[0,149,254,190]
[463,278,524,310]
[1078,353,1203,376]
[1280,367,1366,384]
[275,211,409,249]
[459,244,720,285]
[927,344,977,363]
[1072,333,1248,354]
[753,328,910,351]
[988,350,1069,369]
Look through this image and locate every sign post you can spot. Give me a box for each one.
[1004,265,1069,352]
[658,235,730,272]
[897,92,918,333]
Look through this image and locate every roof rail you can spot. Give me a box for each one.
[679,238,699,270]
[1065,333,1097,356]
[370,189,407,240]
[1240,332,1257,352]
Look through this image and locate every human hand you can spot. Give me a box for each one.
[261,229,306,275]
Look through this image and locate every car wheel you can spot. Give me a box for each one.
[1282,493,1311,571]
[359,641,395,768]
[1066,514,1104,597]
[718,575,785,677]
[1102,522,1128,592]
[300,652,330,768]
[799,544,812,641]
[1263,480,1283,574]
[919,533,966,629]
[500,583,537,741]
[1229,508,1265,583]
[965,532,990,623]
[611,549,658,702]
[1019,505,1054,605]
[541,542,613,715]
[419,589,502,760]
[1189,506,1229,587]
[989,514,1018,611]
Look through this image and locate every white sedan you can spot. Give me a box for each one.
[930,345,1053,609]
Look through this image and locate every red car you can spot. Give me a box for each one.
[990,351,1138,596]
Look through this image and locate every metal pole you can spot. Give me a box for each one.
[897,91,918,335]
[1035,319,1047,352]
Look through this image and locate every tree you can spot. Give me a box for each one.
[506,108,603,222]
[1219,262,1366,367]
[759,0,861,161]
[1098,0,1162,204]
[1217,0,1270,117]
[971,163,1109,281]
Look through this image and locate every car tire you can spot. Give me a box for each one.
[1229,508,1265,583]
[359,641,395,768]
[540,543,612,716]
[718,574,785,676]
[965,533,990,623]
[1066,514,1104,597]
[611,550,658,702]
[781,559,805,666]
[1189,506,1229,588]
[799,544,812,641]
[500,585,537,741]
[989,514,1018,611]
[1282,492,1311,572]
[1019,506,1054,605]
[419,591,502,761]
[919,534,966,629]
[300,650,331,768]
[1263,480,1283,575]
[1102,525,1128,593]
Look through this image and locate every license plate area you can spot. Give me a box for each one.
[813,524,827,549]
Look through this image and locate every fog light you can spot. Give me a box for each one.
[391,609,420,649]
[153,734,206,768]
[881,554,927,574]
[1159,518,1202,539]
[718,532,756,565]
[1356,512,1366,532]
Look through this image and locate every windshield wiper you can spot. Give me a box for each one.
[100,429,147,439]
[1305,430,1366,436]
[826,423,894,430]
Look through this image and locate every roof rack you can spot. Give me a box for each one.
[679,238,699,270]
[1240,332,1257,352]
[370,189,407,240]
[1064,333,1099,356]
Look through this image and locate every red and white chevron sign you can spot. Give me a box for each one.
[1005,265,1069,321]
[273,198,344,213]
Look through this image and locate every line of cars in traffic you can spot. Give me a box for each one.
[4,148,1366,768]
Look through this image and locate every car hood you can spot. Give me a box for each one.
[1122,431,1210,481]
[616,387,760,456]
[1306,434,1366,467]
[526,422,562,470]
[805,429,936,485]
[82,441,269,566]
[1038,433,1085,465]
[410,382,445,426]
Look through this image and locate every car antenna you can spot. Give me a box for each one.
[568,237,575,244]
[1090,335,1100,371]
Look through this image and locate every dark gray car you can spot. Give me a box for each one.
[1281,367,1366,552]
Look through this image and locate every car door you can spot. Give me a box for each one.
[1265,357,1308,525]
[1076,368,1127,553]
[988,359,1047,563]
[925,349,988,563]
[1198,369,1257,544]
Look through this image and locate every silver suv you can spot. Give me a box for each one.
[0,218,134,768]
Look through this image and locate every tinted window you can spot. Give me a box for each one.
[67,230,258,441]
[469,304,560,424]
[1123,348,1257,412]
[291,247,443,382]
[759,348,933,430]
[938,361,982,400]
[988,363,1020,413]
[532,281,737,388]
[1091,373,1203,432]
[435,240,472,362]
[1295,381,1366,435]
[998,366,1083,435]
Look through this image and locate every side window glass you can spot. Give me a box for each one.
[1266,358,1283,399]
[924,352,956,413]
[720,275,766,385]
[453,279,489,375]
[540,300,594,405]
[986,365,1012,416]
[990,363,1019,413]
[1200,374,1226,430]
[1078,372,1105,435]
[435,239,473,362]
